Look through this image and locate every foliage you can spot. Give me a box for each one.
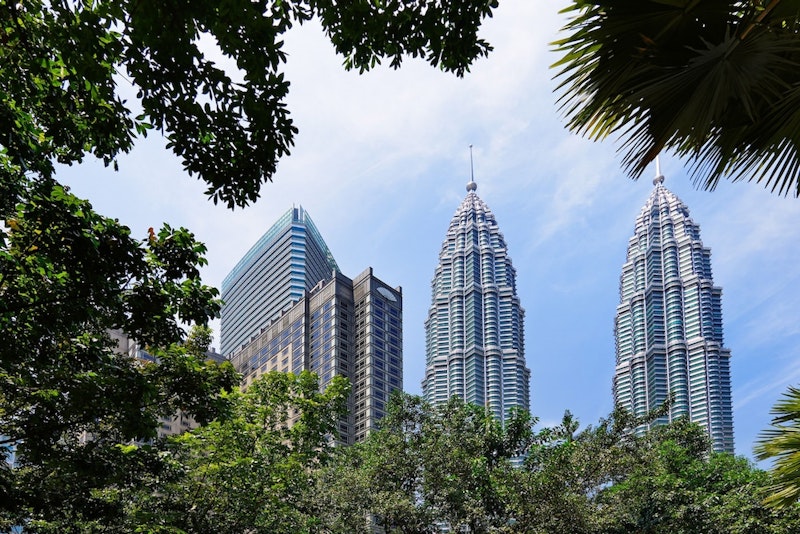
[184,324,214,356]
[319,398,800,533]
[1,0,498,209]
[319,394,437,534]
[1,1,499,530]
[552,0,800,196]
[755,385,800,508]
[590,419,800,533]
[0,181,238,530]
[320,393,535,533]
[517,413,800,534]
[129,371,350,534]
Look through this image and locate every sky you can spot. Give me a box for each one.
[58,1,800,460]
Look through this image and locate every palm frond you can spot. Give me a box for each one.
[552,0,800,196]
[755,385,800,508]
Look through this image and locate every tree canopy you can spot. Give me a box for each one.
[319,394,535,533]
[553,0,800,196]
[1,0,499,209]
[1,1,501,529]
[316,395,800,533]
[131,371,350,534]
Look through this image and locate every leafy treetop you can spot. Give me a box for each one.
[1,0,498,209]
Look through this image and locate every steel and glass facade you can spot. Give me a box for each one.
[230,269,402,444]
[422,180,530,423]
[220,207,339,356]
[614,176,734,453]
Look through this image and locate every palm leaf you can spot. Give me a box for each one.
[755,385,800,508]
[553,0,800,196]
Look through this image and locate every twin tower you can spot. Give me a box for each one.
[220,172,733,452]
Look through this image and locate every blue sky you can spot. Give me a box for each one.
[58,1,800,460]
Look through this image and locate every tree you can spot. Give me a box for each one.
[552,0,800,196]
[320,394,437,534]
[755,385,800,508]
[320,393,535,533]
[503,411,606,534]
[420,398,534,532]
[1,2,499,529]
[0,182,239,531]
[1,0,499,209]
[509,409,800,533]
[184,323,214,356]
[593,420,800,533]
[128,371,350,534]
[319,399,800,533]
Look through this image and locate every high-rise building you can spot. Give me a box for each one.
[613,169,734,453]
[422,179,530,423]
[230,268,402,444]
[220,206,339,356]
[108,330,226,439]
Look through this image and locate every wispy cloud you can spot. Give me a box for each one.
[735,354,800,411]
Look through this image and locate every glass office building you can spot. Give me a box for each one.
[422,179,530,423]
[220,206,339,357]
[230,268,402,444]
[613,171,734,453]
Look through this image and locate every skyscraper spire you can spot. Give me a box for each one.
[467,144,477,192]
[654,155,665,185]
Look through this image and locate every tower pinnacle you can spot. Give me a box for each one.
[653,155,665,185]
[467,144,477,192]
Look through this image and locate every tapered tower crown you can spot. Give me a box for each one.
[220,206,339,356]
[422,178,530,423]
[613,169,733,453]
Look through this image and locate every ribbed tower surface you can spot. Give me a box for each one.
[614,177,734,453]
[422,181,530,423]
